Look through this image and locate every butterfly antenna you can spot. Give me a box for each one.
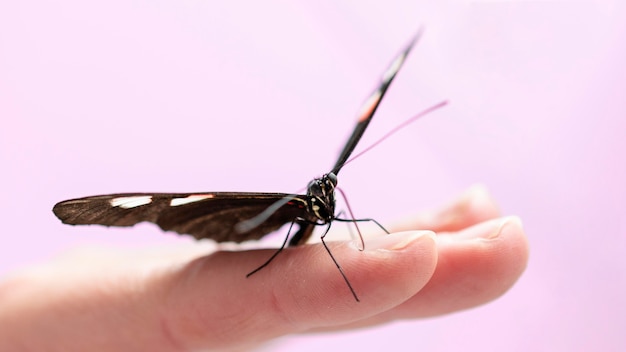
[340,100,448,169]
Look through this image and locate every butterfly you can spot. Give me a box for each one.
[53,31,447,301]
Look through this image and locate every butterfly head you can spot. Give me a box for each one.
[306,172,337,223]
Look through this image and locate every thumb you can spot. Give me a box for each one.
[158,230,437,350]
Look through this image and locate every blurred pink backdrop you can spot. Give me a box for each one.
[1,1,624,351]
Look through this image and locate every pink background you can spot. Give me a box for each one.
[1,1,624,351]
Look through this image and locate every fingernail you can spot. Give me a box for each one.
[363,231,435,251]
[489,216,523,239]
[450,216,522,241]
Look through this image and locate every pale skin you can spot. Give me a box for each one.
[0,186,529,351]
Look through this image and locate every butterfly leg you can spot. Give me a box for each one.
[246,220,296,277]
[334,217,390,252]
[320,223,360,302]
[334,187,366,250]
[334,217,389,234]
[334,210,360,245]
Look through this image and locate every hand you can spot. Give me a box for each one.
[0,186,528,351]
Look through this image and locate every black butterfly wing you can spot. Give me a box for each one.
[331,31,422,175]
[53,192,309,243]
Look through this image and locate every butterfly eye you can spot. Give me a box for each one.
[327,173,338,187]
[307,180,323,197]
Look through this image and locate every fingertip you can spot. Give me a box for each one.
[279,231,438,326]
[409,216,529,316]
[467,215,529,301]
[492,216,530,277]
[356,230,438,299]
